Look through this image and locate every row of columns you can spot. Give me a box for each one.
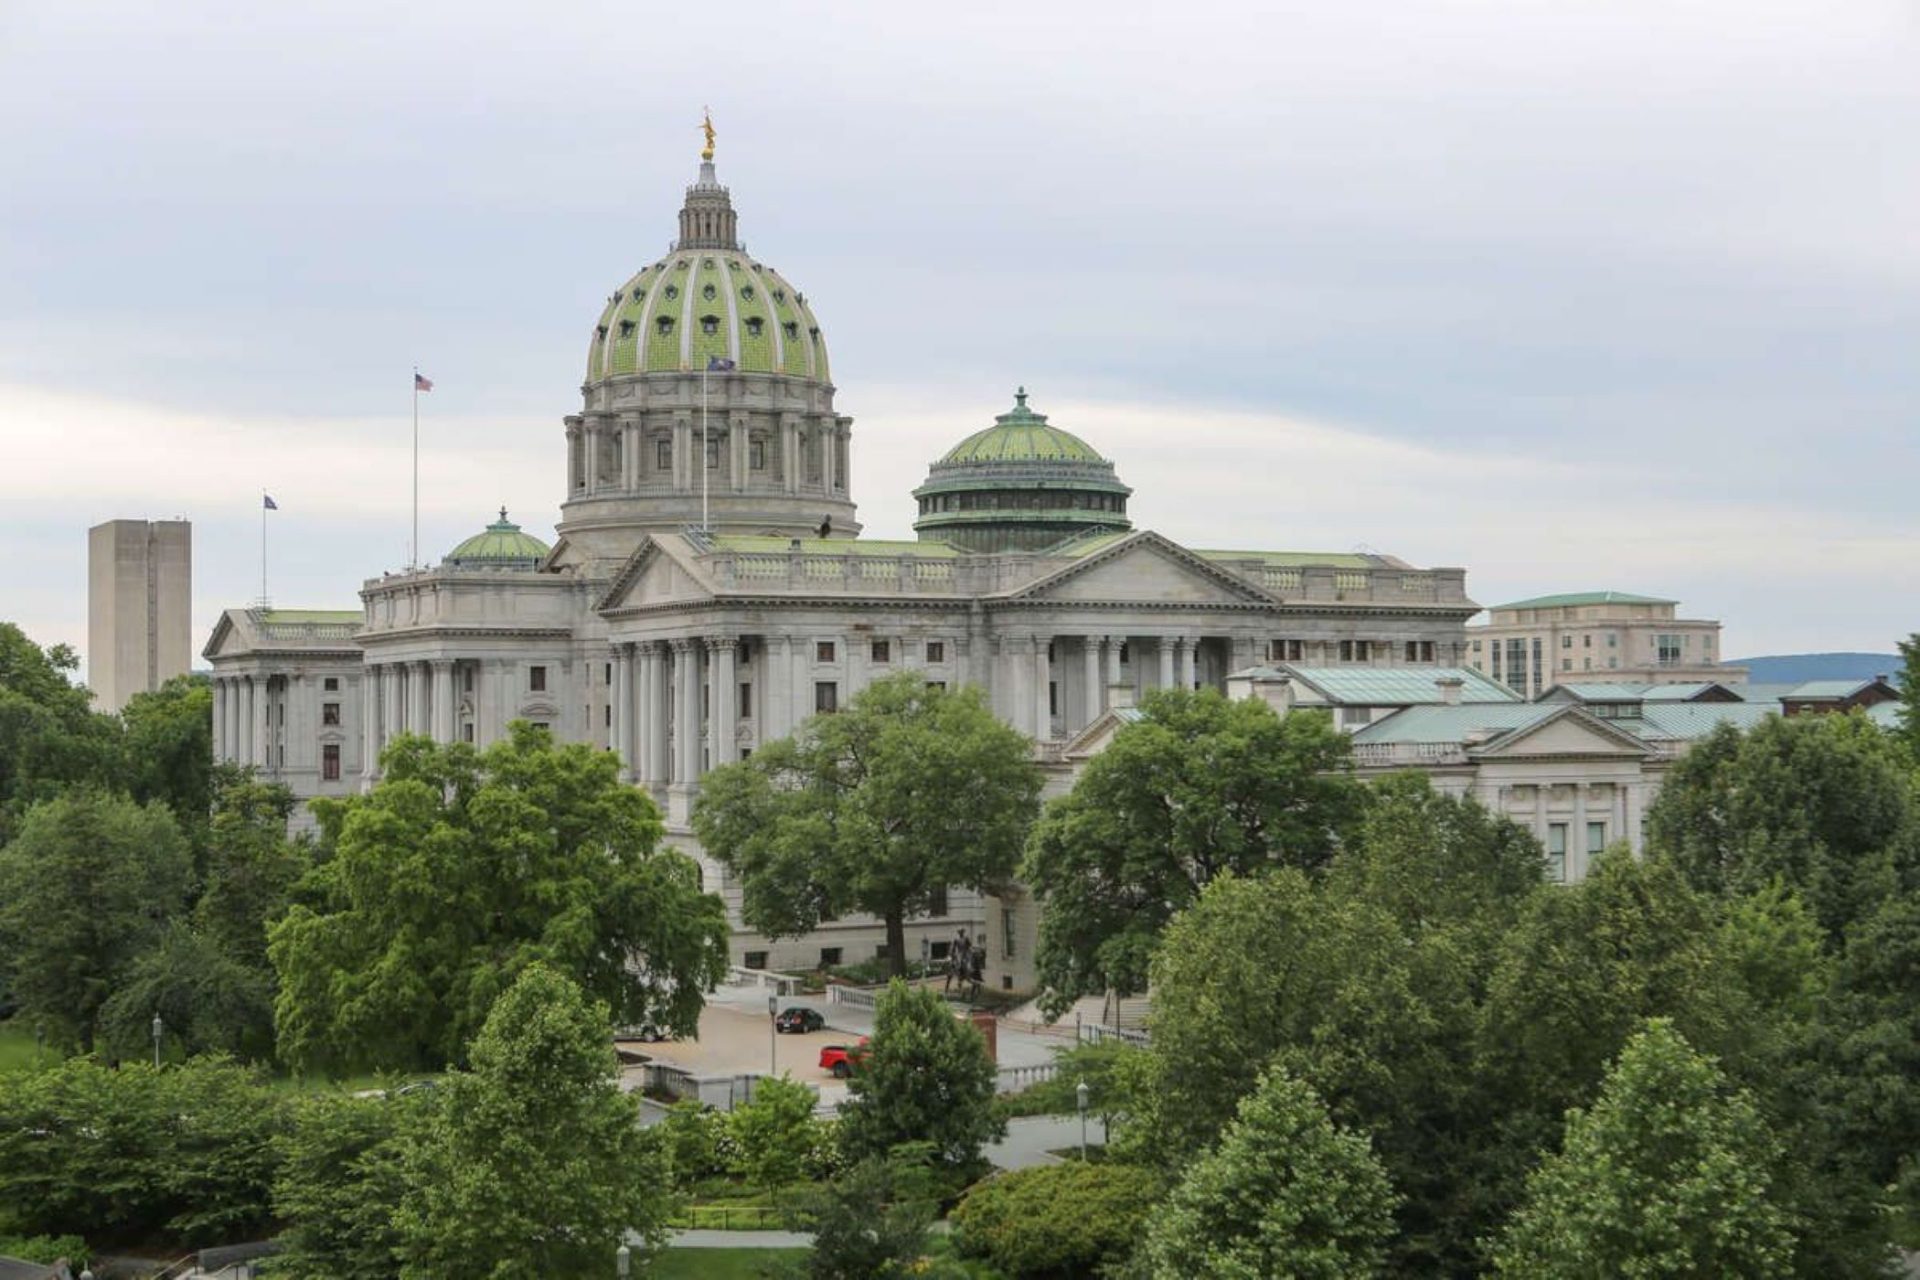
[360,658,469,776]
[211,674,272,768]
[1007,634,1206,742]
[572,416,847,497]
[608,638,739,790]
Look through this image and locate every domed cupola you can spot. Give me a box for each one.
[444,508,551,571]
[913,390,1133,553]
[560,116,859,565]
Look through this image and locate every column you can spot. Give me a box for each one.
[790,634,812,729]
[1105,635,1123,689]
[1157,638,1176,690]
[211,680,227,762]
[1178,637,1197,690]
[1572,784,1590,882]
[431,661,455,743]
[251,676,270,772]
[765,634,792,742]
[710,637,738,766]
[1033,636,1053,742]
[622,421,640,490]
[646,643,670,787]
[781,418,798,494]
[408,661,429,736]
[584,422,600,491]
[1082,637,1103,728]
[1624,781,1645,855]
[361,665,382,779]
[669,640,696,783]
[612,644,633,779]
[381,664,401,747]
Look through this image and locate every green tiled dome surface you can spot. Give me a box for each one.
[445,510,550,568]
[940,393,1106,464]
[587,254,828,384]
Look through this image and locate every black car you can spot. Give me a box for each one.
[775,1006,825,1034]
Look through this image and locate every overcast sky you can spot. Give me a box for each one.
[4,0,1917,679]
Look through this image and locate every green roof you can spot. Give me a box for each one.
[1352,704,1559,745]
[938,390,1108,465]
[1283,666,1522,706]
[1492,590,1676,611]
[257,609,359,625]
[445,509,550,568]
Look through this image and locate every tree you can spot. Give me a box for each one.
[727,1073,821,1205]
[1647,713,1919,939]
[694,673,1041,976]
[1491,1019,1796,1278]
[951,1162,1164,1278]
[118,674,215,837]
[1024,688,1361,1006]
[0,623,120,837]
[269,725,729,1072]
[95,923,276,1062]
[0,790,191,1049]
[838,980,1004,1171]
[784,1151,951,1280]
[394,963,672,1278]
[1138,1067,1398,1280]
[274,1091,433,1280]
[192,773,307,971]
[1896,632,1920,756]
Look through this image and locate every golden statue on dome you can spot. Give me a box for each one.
[700,108,716,161]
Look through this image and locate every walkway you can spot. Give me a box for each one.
[986,1114,1108,1170]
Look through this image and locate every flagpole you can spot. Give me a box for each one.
[411,366,420,570]
[260,491,268,607]
[700,363,709,533]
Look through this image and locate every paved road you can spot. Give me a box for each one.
[986,1113,1108,1170]
[668,1228,813,1249]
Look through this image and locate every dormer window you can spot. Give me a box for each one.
[740,285,755,301]
[617,320,634,337]
[783,321,799,340]
[700,314,721,335]
[596,324,608,338]
[745,316,763,337]
[702,283,717,301]
[656,316,675,336]
[664,284,679,300]
[772,289,786,303]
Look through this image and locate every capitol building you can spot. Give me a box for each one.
[204,141,1481,972]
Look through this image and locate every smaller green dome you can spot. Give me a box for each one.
[940,389,1107,464]
[445,508,551,571]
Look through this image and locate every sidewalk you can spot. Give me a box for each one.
[985,1114,1108,1171]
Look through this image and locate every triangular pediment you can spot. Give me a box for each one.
[599,537,715,613]
[201,609,250,661]
[1474,707,1649,760]
[1012,532,1274,606]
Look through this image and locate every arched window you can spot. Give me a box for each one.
[656,316,675,336]
[700,314,721,335]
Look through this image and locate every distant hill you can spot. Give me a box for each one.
[1725,653,1902,685]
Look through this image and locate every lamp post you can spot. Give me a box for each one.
[768,992,779,1076]
[616,1243,631,1278]
[1076,1079,1090,1162]
[34,1019,44,1065]
[151,1012,164,1069]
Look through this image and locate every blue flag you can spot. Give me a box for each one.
[706,356,736,372]
[263,494,278,510]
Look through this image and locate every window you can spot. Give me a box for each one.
[529,665,548,692]
[1546,823,1568,882]
[1656,634,1682,666]
[1403,640,1434,663]
[815,640,836,663]
[1561,658,1571,671]
[926,680,947,692]
[1587,821,1607,856]
[1531,638,1543,694]
[870,639,891,664]
[531,721,551,733]
[1561,634,1572,649]
[1270,638,1303,662]
[1002,908,1016,958]
[656,439,672,469]
[745,316,763,337]
[655,316,674,336]
[930,940,950,960]
[1584,658,1593,670]
[815,681,838,713]
[739,682,752,717]
[463,724,474,743]
[1339,639,1372,663]
[744,951,768,971]
[1583,634,1592,648]
[604,662,612,684]
[1472,639,1482,653]
[819,947,842,968]
[1118,642,1130,664]
[1503,639,1527,692]
[604,705,611,727]
[1049,681,1059,716]
[321,744,341,781]
[1607,632,1618,648]
[706,437,720,467]
[925,641,946,664]
[928,886,948,917]
[323,677,339,691]
[322,702,340,726]
[463,665,475,692]
[700,314,720,335]
[1339,707,1372,728]
[750,439,766,470]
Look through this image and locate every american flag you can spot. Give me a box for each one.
[706,356,735,372]
[415,372,434,392]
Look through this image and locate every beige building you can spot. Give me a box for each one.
[87,518,192,712]
[1465,591,1741,698]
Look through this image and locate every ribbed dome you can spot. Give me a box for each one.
[445,509,550,570]
[583,160,830,385]
[913,390,1133,553]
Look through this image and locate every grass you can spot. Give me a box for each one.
[0,1021,61,1075]
[650,1246,805,1279]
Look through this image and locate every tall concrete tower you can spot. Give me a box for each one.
[87,519,192,712]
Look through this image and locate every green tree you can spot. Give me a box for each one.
[395,963,672,1278]
[1647,713,1918,939]
[1896,633,1920,756]
[1024,689,1360,1006]
[193,773,306,970]
[786,1152,946,1280]
[951,1161,1164,1278]
[117,674,215,836]
[839,981,1003,1171]
[0,623,120,836]
[694,673,1042,975]
[1491,1019,1796,1278]
[274,1090,432,1280]
[269,725,728,1072]
[0,790,191,1049]
[1138,1067,1398,1280]
[728,1073,821,1205]
[94,924,277,1062]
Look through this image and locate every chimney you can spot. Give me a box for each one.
[1107,681,1135,710]
[1246,674,1294,717]
[1436,676,1464,706]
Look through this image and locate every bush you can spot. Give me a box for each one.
[660,1100,734,1190]
[951,1163,1163,1277]
[0,1235,89,1268]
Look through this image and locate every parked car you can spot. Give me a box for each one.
[776,1006,825,1034]
[818,1038,870,1079]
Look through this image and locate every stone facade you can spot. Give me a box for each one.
[87,518,191,712]
[1466,590,1739,696]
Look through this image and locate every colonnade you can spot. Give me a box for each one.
[211,673,271,767]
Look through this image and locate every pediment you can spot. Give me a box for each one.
[1013,533,1273,606]
[599,538,715,613]
[1474,708,1649,760]
[202,610,251,661]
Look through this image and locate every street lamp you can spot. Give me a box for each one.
[768,992,779,1076]
[1076,1079,1090,1162]
[151,1012,164,1069]
[616,1243,631,1278]
[34,1019,44,1065]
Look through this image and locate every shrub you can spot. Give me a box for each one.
[0,1235,89,1268]
[952,1163,1163,1277]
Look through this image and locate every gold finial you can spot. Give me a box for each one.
[700,107,716,162]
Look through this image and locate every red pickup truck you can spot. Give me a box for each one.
[818,1038,870,1079]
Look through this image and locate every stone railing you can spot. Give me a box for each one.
[1352,741,1472,767]
[1204,563,1472,606]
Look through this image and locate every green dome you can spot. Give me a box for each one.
[583,160,830,385]
[445,509,551,570]
[914,390,1133,554]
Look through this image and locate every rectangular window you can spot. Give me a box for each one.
[750,439,766,470]
[1503,639,1528,692]
[744,951,768,971]
[928,886,948,917]
[739,682,752,717]
[706,437,720,468]
[925,641,946,664]
[1270,638,1303,662]
[1531,638,1543,695]
[322,702,340,726]
[463,723,475,743]
[1048,681,1059,716]
[871,639,891,664]
[1118,642,1130,664]
[1472,638,1482,653]
[1656,634,1683,666]
[1584,657,1593,670]
[1403,640,1434,663]
[1561,634,1572,649]
[604,704,611,727]
[930,940,950,960]
[323,676,340,691]
[604,662,612,684]
[815,681,838,713]
[529,665,548,692]
[1607,632,1619,648]
[321,743,341,781]
[531,721,551,733]
[1339,706,1372,728]
[815,640,836,663]
[1561,658,1571,671]
[1546,823,1568,882]
[656,439,672,470]
[1588,821,1607,855]
[1583,634,1592,648]
[926,680,947,692]
[463,665,475,692]
[1002,908,1016,958]
[819,947,842,968]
